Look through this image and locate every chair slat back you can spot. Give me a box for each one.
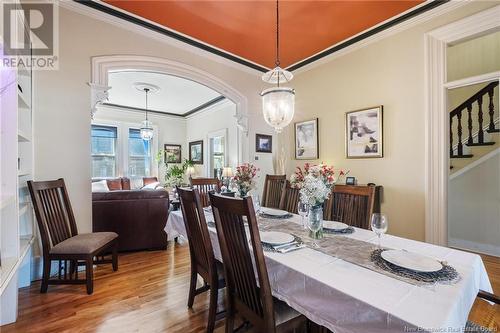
[177,187,215,280]
[190,178,221,207]
[28,179,78,253]
[262,175,286,209]
[279,181,300,214]
[209,193,275,332]
[324,185,376,229]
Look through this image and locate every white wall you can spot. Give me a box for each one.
[186,100,238,177]
[94,104,187,184]
[34,5,274,233]
[448,149,500,256]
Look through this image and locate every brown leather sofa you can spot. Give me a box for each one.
[92,189,170,252]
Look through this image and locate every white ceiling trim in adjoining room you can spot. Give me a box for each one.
[106,70,222,116]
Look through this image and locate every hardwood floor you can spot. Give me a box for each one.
[2,243,499,333]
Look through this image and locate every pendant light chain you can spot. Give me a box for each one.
[144,88,149,121]
[275,0,280,68]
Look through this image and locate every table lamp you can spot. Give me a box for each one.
[222,167,233,191]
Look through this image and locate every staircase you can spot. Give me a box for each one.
[450,81,499,173]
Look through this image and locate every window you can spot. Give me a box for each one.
[128,128,151,178]
[91,125,117,178]
[210,136,225,178]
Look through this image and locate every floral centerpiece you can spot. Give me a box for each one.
[290,164,344,238]
[232,163,259,197]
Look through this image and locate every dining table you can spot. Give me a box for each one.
[165,209,492,333]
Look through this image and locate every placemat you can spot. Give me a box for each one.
[259,218,460,286]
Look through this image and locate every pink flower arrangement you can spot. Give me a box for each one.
[233,163,259,197]
[290,163,346,206]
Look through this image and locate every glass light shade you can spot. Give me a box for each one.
[186,166,196,178]
[140,120,154,141]
[222,167,233,178]
[261,87,295,133]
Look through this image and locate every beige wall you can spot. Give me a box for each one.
[447,29,500,82]
[34,6,271,233]
[284,2,496,241]
[448,149,500,256]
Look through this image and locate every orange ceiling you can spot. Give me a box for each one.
[103,1,424,69]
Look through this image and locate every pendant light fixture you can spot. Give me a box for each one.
[140,87,154,141]
[261,0,295,133]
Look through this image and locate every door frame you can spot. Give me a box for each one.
[424,5,500,245]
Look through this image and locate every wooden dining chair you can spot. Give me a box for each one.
[466,290,499,332]
[323,185,380,229]
[262,175,286,209]
[209,193,307,333]
[279,181,300,214]
[28,179,118,294]
[177,187,225,333]
[190,177,221,207]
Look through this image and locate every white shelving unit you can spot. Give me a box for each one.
[1,4,36,325]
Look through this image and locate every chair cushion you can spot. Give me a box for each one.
[274,298,303,326]
[50,232,118,255]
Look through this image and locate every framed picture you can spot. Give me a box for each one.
[295,118,319,160]
[345,176,357,185]
[255,134,272,153]
[345,106,383,158]
[164,144,182,164]
[189,140,204,164]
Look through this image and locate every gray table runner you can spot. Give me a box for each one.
[259,218,459,287]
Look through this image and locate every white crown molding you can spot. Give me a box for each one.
[292,1,470,76]
[96,103,188,122]
[58,1,264,77]
[185,98,232,120]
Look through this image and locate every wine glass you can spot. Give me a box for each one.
[307,214,322,248]
[297,202,309,229]
[252,194,261,216]
[371,213,388,248]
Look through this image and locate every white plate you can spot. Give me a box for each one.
[381,250,443,273]
[260,231,295,246]
[323,221,349,231]
[261,208,289,217]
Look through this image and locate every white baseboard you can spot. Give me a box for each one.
[448,237,500,257]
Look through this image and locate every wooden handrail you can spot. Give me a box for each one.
[450,81,498,118]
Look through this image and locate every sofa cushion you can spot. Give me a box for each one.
[92,180,109,192]
[50,232,118,254]
[121,177,131,190]
[107,179,122,191]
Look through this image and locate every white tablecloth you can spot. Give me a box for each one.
[166,210,492,333]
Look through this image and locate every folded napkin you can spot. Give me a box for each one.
[260,213,294,219]
[323,226,355,234]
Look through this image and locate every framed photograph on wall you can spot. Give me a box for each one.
[189,140,204,164]
[295,118,319,160]
[164,144,182,164]
[255,134,272,153]
[345,106,383,158]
